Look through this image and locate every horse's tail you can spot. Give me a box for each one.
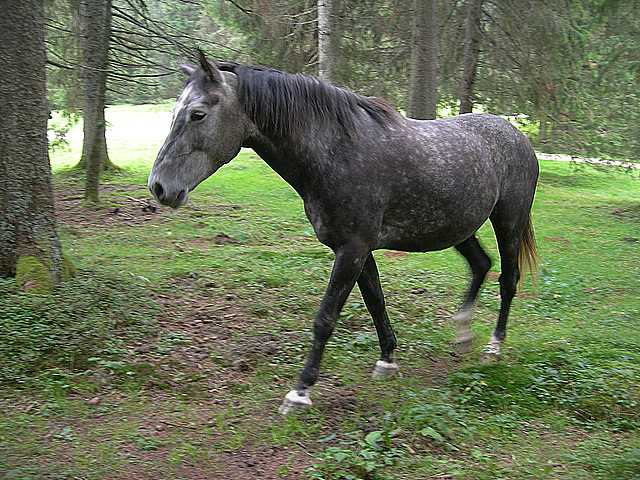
[518,215,538,289]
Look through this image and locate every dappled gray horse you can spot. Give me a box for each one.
[148,51,538,414]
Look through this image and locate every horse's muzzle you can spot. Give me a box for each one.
[149,180,187,209]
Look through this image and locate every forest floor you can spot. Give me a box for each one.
[1,104,640,479]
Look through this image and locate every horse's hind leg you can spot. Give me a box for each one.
[357,253,398,378]
[452,236,492,353]
[483,214,524,361]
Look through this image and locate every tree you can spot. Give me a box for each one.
[459,0,483,114]
[0,0,66,290]
[407,0,438,119]
[45,0,231,202]
[78,0,113,203]
[317,0,334,80]
[212,0,318,73]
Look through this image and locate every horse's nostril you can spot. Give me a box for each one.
[152,182,165,200]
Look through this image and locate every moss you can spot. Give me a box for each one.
[15,256,54,294]
[14,252,75,292]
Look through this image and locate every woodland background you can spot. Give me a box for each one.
[47,0,640,166]
[1,2,639,479]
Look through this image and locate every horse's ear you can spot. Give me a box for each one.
[180,63,196,76]
[197,48,223,84]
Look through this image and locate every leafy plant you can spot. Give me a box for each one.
[48,110,80,152]
[306,427,404,480]
[450,343,640,428]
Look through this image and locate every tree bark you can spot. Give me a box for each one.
[317,0,334,81]
[0,0,64,286]
[78,0,113,202]
[407,0,438,120]
[459,0,483,114]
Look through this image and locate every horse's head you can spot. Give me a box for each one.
[148,51,249,208]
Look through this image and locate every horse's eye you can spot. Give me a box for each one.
[190,111,206,122]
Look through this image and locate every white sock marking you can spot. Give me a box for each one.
[279,389,312,414]
[372,360,399,378]
[483,334,502,356]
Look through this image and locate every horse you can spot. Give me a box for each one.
[148,50,539,414]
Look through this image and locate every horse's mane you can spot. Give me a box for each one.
[216,61,400,138]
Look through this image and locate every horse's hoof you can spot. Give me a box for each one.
[480,341,501,363]
[278,389,312,415]
[371,360,399,379]
[453,308,473,324]
[453,333,475,354]
[480,351,501,364]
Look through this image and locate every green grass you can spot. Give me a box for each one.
[1,104,639,479]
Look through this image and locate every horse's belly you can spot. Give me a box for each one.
[377,195,496,252]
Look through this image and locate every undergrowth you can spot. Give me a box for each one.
[0,272,157,387]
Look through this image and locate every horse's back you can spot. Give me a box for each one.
[409,113,537,173]
[373,114,538,251]
[407,113,538,205]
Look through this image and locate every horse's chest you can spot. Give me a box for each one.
[303,200,334,246]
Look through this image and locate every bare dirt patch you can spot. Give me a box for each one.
[133,275,295,398]
[401,354,460,386]
[611,204,640,221]
[186,233,243,251]
[383,250,409,259]
[209,446,313,480]
[54,184,174,230]
[54,184,243,232]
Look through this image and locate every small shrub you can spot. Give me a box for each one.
[564,436,640,480]
[0,272,157,386]
[399,388,473,449]
[306,427,404,480]
[450,343,640,428]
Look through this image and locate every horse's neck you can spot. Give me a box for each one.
[245,131,334,199]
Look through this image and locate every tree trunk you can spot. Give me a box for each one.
[407,0,438,120]
[0,0,65,289]
[317,0,334,81]
[538,113,548,146]
[329,0,342,81]
[78,0,113,202]
[459,0,483,114]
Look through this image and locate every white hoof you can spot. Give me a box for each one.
[480,336,502,363]
[453,332,475,354]
[278,389,312,415]
[371,360,399,379]
[480,351,501,363]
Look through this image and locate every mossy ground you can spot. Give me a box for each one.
[1,104,639,479]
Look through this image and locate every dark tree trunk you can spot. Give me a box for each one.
[459,0,483,114]
[407,0,438,120]
[78,0,113,202]
[317,0,334,81]
[0,0,64,288]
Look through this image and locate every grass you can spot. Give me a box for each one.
[1,103,639,479]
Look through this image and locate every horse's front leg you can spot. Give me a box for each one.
[279,243,369,414]
[357,253,399,378]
